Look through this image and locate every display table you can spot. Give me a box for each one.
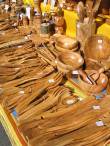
[1,2,110,145]
[0,79,91,146]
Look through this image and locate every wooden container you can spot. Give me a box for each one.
[56,52,84,73]
[55,44,78,52]
[41,22,50,34]
[55,35,78,50]
[55,7,65,34]
[84,35,110,61]
[78,70,108,94]
[76,21,96,49]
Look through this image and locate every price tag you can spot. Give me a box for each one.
[15,68,20,71]
[96,120,104,127]
[48,79,55,83]
[19,90,25,94]
[24,36,28,40]
[17,45,22,48]
[72,70,78,74]
[66,99,74,105]
[93,105,101,110]
[98,39,103,44]
[55,60,57,64]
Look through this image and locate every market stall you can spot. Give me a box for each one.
[0,0,110,146]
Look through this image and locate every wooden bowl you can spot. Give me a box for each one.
[55,35,78,50]
[56,60,70,73]
[55,44,78,52]
[84,35,110,61]
[78,70,108,94]
[57,52,84,72]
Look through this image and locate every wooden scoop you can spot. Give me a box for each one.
[78,70,100,85]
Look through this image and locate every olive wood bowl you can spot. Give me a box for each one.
[78,70,108,94]
[56,61,70,73]
[84,35,110,61]
[55,44,78,52]
[55,35,78,50]
[56,52,84,72]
